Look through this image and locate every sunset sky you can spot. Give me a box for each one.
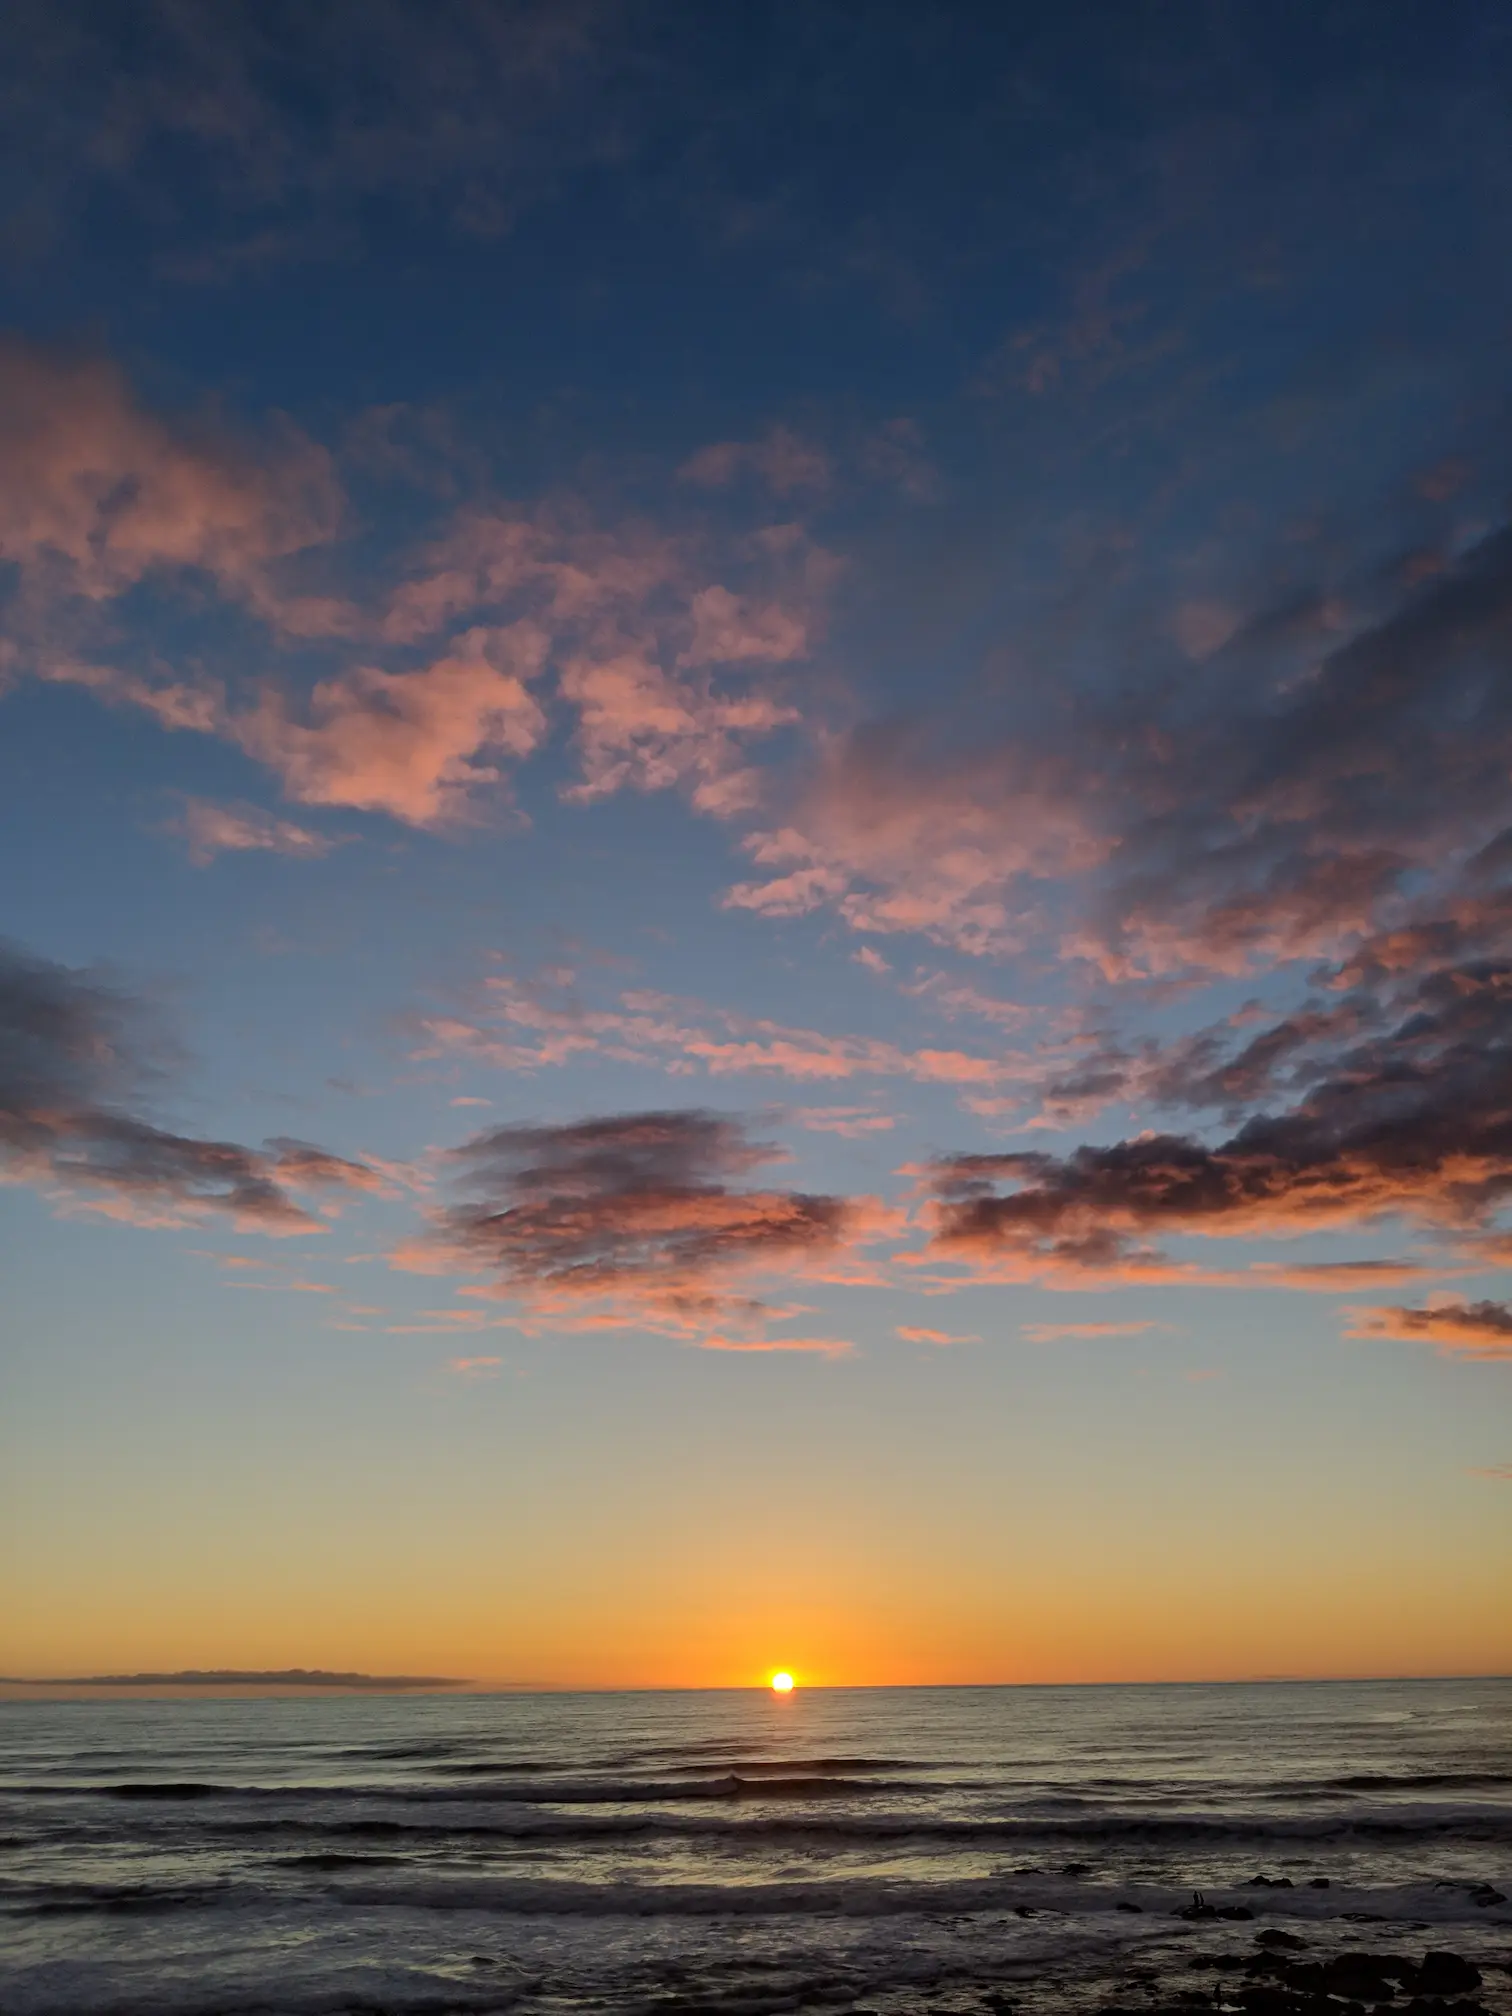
[3,0,1510,1690]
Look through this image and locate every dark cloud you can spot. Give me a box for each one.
[926,955,1512,1275]
[0,0,626,271]
[738,515,1512,980]
[1092,523,1512,976]
[5,1669,464,1689]
[1347,1299,1512,1360]
[414,1108,861,1326]
[0,938,375,1232]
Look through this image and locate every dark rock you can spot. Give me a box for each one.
[1307,1878,1330,1889]
[1415,1955,1481,1995]
[1249,1877,1296,1889]
[1318,1956,1403,2000]
[1063,1861,1094,1876]
[1235,1989,1313,2016]
[1256,1932,1307,1952]
[1179,1893,1219,1920]
[1117,1901,1145,1913]
[1468,1883,1505,1906]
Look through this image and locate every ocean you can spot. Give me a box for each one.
[2,1679,1508,2016]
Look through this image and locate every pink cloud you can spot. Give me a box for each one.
[796,1107,898,1137]
[0,338,339,614]
[233,625,549,825]
[414,970,1022,1097]
[6,352,830,835]
[558,646,795,814]
[379,506,822,820]
[896,1325,979,1345]
[724,732,1106,955]
[170,798,335,866]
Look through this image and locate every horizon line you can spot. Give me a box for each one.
[3,1670,1509,1696]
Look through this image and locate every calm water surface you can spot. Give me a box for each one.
[2,1680,1508,2016]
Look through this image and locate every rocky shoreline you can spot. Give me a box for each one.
[1092,1933,1508,2016]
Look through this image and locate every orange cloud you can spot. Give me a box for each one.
[696,1334,853,1356]
[1345,1298,1512,1361]
[895,1325,979,1345]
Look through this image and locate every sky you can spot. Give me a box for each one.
[2,0,1510,1691]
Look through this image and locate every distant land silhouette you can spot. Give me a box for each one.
[3,1669,466,1690]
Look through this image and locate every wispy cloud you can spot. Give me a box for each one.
[679,427,831,496]
[169,798,336,866]
[415,968,1044,1099]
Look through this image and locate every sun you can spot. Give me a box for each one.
[770,1671,795,1693]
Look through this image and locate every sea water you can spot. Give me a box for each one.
[2,1678,1508,2016]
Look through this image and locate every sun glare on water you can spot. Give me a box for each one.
[770,1671,795,1693]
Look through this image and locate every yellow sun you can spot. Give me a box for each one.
[770,1671,795,1693]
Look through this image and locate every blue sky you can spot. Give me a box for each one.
[2,0,1510,1687]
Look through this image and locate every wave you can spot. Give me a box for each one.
[313,1868,1511,1922]
[1321,1771,1512,1792]
[0,1879,232,1917]
[35,1773,937,1804]
[176,1802,1512,1851]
